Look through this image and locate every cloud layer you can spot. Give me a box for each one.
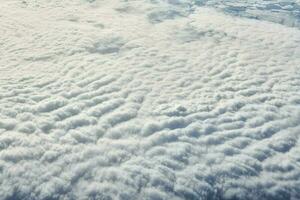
[1,0,300,199]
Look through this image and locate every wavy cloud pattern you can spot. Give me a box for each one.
[0,0,300,199]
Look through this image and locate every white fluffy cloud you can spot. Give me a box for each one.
[1,0,300,199]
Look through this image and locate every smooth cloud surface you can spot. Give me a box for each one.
[0,0,300,200]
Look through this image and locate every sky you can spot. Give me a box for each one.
[0,0,300,199]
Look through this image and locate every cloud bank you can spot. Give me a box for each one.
[0,0,300,199]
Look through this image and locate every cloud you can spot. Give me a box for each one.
[0,0,300,200]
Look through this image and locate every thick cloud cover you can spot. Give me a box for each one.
[1,0,300,199]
